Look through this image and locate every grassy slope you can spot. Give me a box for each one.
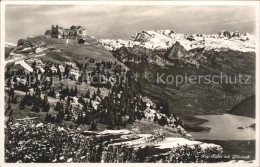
[24,35,119,63]
[4,34,121,128]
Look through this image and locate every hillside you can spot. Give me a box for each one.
[5,33,194,143]
[228,95,255,118]
[100,30,256,132]
[6,35,119,65]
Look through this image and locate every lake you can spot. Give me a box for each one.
[190,114,255,140]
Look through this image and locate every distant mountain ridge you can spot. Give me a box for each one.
[100,30,256,53]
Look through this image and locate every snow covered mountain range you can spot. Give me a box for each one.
[5,30,256,68]
[5,42,17,48]
[100,30,256,53]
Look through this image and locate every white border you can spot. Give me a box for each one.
[1,0,260,5]
[255,1,260,166]
[0,1,259,167]
[0,1,6,166]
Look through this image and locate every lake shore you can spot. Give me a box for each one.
[187,114,256,161]
[189,114,255,140]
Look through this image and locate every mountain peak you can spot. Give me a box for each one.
[218,30,242,38]
[101,29,256,53]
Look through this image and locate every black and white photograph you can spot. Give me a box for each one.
[0,1,259,165]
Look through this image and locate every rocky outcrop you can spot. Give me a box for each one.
[164,41,206,67]
[111,45,173,66]
[218,30,241,38]
[44,30,52,36]
[131,30,154,42]
[17,39,34,47]
[131,30,175,43]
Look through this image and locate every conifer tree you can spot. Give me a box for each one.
[19,98,25,110]
[67,96,70,106]
[31,103,36,112]
[8,96,11,104]
[85,89,90,98]
[56,109,63,123]
[5,109,8,116]
[75,86,78,95]
[57,66,62,80]
[35,103,40,113]
[13,96,17,104]
[9,88,14,97]
[92,91,96,100]
[65,107,70,120]
[43,95,48,104]
[97,88,101,96]
[44,102,50,112]
[10,109,13,116]
[108,111,115,129]
[76,113,83,124]
[70,87,74,96]
[7,102,11,110]
[88,99,93,108]
[7,79,11,88]
[45,113,52,123]
[55,101,60,111]
[89,121,98,131]
[65,86,69,96]
[154,114,158,123]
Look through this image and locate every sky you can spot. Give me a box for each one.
[5,5,256,42]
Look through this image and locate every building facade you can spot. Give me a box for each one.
[51,25,86,39]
